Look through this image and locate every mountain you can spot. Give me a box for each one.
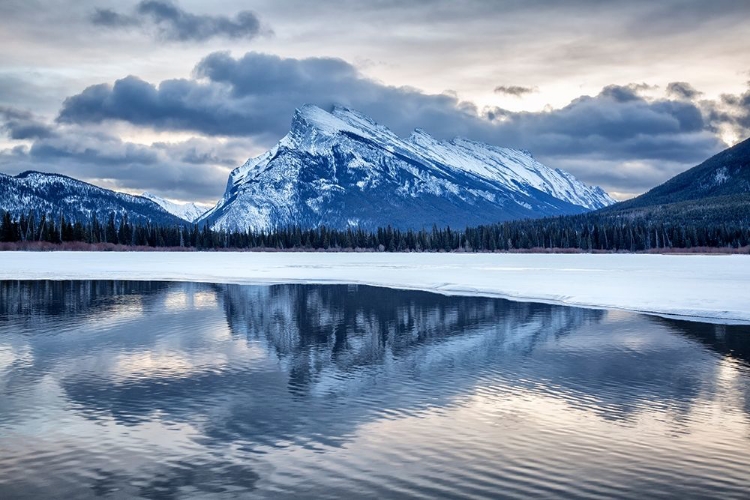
[141,193,211,223]
[613,136,750,210]
[598,136,750,225]
[198,105,614,231]
[0,171,187,226]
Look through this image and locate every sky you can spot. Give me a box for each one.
[0,0,749,203]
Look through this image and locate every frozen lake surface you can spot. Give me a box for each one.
[1,252,749,323]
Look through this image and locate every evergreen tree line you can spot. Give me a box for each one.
[1,210,749,252]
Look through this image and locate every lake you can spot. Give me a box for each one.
[1,281,749,499]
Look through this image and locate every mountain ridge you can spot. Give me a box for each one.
[199,104,614,231]
[606,136,750,211]
[0,170,188,226]
[141,192,211,223]
[593,136,750,225]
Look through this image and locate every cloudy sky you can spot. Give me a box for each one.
[1,0,749,203]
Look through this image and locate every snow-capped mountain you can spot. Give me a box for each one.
[0,171,187,226]
[199,105,615,231]
[141,192,211,223]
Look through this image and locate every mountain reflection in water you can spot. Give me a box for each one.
[1,281,749,499]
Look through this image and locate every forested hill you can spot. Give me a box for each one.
[604,136,750,214]
[0,171,187,227]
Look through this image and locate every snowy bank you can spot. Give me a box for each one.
[1,252,748,324]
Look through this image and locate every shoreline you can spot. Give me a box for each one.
[1,241,749,255]
[1,251,748,325]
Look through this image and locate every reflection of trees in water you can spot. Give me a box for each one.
[51,283,605,449]
[217,285,750,428]
[219,283,602,390]
[4,281,749,442]
[0,280,181,412]
[0,280,171,323]
[649,316,750,367]
[649,316,750,418]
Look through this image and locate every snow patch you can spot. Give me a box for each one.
[1,252,748,325]
[713,167,729,185]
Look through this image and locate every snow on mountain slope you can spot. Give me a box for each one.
[328,106,614,209]
[199,105,615,232]
[141,193,211,223]
[407,131,614,209]
[0,171,187,226]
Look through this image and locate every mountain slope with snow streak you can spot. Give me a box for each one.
[141,193,211,223]
[198,105,615,232]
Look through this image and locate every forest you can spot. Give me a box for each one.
[2,209,749,252]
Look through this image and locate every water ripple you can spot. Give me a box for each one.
[1,281,749,499]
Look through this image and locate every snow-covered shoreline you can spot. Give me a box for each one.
[1,252,748,324]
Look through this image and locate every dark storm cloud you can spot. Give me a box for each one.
[667,82,703,100]
[90,8,139,28]
[57,51,727,174]
[596,83,658,102]
[57,52,735,197]
[737,90,750,129]
[59,52,471,142]
[704,83,750,137]
[152,139,239,167]
[486,87,712,158]
[478,88,724,196]
[45,44,746,199]
[90,0,265,42]
[0,107,56,140]
[28,130,158,166]
[493,85,538,97]
[0,116,240,201]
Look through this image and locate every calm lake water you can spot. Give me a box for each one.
[1,281,749,499]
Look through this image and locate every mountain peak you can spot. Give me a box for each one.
[330,105,384,130]
[141,192,212,223]
[290,104,401,142]
[291,105,352,135]
[201,105,615,232]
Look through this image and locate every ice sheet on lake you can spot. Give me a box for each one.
[1,252,748,324]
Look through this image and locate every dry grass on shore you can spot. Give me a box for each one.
[1,241,749,255]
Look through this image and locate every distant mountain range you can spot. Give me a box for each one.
[198,105,614,231]
[0,171,186,226]
[141,193,211,223]
[2,106,747,234]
